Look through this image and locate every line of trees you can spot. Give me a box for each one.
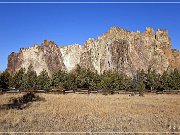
[1,64,180,91]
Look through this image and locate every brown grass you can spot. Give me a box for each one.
[0,93,180,134]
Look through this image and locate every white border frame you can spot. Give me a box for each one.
[0,1,180,4]
[0,1,180,134]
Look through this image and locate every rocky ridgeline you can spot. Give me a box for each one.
[8,27,180,76]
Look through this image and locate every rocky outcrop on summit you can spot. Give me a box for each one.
[60,44,82,72]
[8,40,66,75]
[8,27,180,77]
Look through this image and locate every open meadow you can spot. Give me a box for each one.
[0,93,180,134]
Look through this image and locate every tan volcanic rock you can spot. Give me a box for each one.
[8,40,66,75]
[7,27,180,77]
[60,44,82,72]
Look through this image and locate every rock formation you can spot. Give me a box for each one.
[7,27,180,77]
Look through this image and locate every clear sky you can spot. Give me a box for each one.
[0,0,180,71]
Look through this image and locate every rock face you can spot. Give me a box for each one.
[8,27,180,77]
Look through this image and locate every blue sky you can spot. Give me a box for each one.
[0,1,180,71]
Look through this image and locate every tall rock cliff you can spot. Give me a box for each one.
[8,27,180,77]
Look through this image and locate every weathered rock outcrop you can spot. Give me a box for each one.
[8,27,180,77]
[8,40,66,75]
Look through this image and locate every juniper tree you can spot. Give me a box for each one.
[37,69,50,89]
[9,68,25,89]
[51,70,67,88]
[146,68,159,90]
[63,73,77,90]
[22,64,37,90]
[167,69,180,90]
[0,69,10,89]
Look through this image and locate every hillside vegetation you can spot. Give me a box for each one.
[1,64,180,92]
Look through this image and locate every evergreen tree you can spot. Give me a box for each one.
[73,66,102,90]
[146,68,159,90]
[51,70,67,88]
[100,71,131,91]
[160,71,169,90]
[74,66,89,89]
[9,68,25,89]
[89,71,101,90]
[63,73,77,90]
[137,80,145,96]
[167,69,180,90]
[133,69,146,91]
[0,69,10,89]
[22,64,37,90]
[37,70,50,89]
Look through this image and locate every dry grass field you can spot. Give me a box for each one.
[0,93,180,134]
